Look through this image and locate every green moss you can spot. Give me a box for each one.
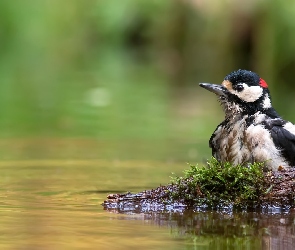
[170,158,266,208]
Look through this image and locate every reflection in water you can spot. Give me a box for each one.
[108,210,295,249]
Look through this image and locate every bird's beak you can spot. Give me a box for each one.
[199,83,228,96]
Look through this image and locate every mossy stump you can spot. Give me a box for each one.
[103,158,295,213]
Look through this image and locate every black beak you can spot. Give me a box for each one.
[199,83,228,96]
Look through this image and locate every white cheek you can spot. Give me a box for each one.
[262,94,272,109]
[230,84,263,102]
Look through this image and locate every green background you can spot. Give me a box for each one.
[1,0,295,162]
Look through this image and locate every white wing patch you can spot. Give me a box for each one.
[229,84,263,102]
[284,122,295,134]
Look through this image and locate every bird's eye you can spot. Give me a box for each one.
[235,84,244,92]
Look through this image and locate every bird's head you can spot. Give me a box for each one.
[199,69,276,118]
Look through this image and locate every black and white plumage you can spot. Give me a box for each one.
[199,69,295,171]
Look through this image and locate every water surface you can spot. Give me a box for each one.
[1,145,295,249]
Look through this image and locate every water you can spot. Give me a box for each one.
[0,145,185,249]
[1,142,295,250]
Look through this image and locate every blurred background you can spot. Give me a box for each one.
[1,0,295,163]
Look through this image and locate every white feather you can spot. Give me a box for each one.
[228,84,263,102]
[262,94,272,109]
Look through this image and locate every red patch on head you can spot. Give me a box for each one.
[259,78,268,88]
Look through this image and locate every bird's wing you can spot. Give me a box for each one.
[262,118,295,166]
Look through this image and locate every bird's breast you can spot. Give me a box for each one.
[211,114,287,169]
[212,117,250,165]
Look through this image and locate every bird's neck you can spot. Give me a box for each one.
[222,101,280,120]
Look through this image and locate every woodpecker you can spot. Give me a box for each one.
[199,69,295,171]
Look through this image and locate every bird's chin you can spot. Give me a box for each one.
[219,95,228,102]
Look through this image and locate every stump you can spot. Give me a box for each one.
[103,160,295,213]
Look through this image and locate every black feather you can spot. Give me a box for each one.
[209,119,229,155]
[262,119,295,166]
[224,69,260,87]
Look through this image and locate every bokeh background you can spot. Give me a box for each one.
[2,0,295,163]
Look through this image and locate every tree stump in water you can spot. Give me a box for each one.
[103,161,295,213]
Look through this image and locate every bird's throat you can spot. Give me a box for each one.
[219,97,243,119]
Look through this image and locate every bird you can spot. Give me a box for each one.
[199,69,295,171]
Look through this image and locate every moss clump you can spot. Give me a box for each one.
[170,158,266,207]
